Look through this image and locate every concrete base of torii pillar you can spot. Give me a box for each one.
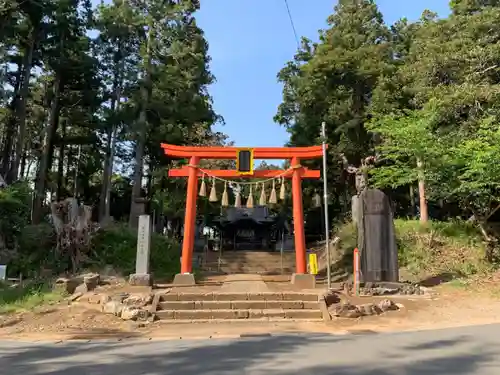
[291,273,316,289]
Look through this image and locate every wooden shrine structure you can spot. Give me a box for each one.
[161,143,326,286]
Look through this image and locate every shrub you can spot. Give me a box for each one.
[335,219,492,279]
[89,224,181,280]
[14,223,58,277]
[394,219,491,278]
[0,181,31,250]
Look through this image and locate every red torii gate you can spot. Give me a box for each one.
[161,143,326,286]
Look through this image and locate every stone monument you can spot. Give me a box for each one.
[357,188,399,283]
[342,154,398,282]
[129,214,153,286]
[342,154,375,224]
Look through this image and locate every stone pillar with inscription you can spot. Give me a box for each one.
[129,214,153,286]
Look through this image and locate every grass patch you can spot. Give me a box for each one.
[334,219,494,283]
[0,281,65,314]
[395,219,492,279]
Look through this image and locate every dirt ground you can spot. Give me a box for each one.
[1,276,500,342]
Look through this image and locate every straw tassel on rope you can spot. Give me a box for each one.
[199,174,207,197]
[259,182,267,206]
[209,177,218,202]
[221,182,229,207]
[246,184,254,208]
[234,183,242,208]
[279,177,286,201]
[269,179,277,205]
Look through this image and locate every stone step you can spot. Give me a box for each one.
[202,266,295,273]
[156,318,324,324]
[204,257,296,261]
[160,292,320,302]
[203,259,295,265]
[216,253,295,259]
[205,251,296,258]
[200,269,293,273]
[203,261,295,266]
[214,256,296,260]
[203,259,295,264]
[156,309,323,320]
[202,271,295,276]
[159,300,320,310]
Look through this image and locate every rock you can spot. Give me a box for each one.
[123,294,153,307]
[357,303,382,316]
[54,278,79,294]
[121,306,140,321]
[360,287,372,296]
[103,300,124,316]
[147,313,157,323]
[371,287,397,296]
[123,295,142,306]
[377,299,399,312]
[136,309,149,321]
[67,292,83,302]
[100,294,112,305]
[83,273,100,291]
[87,293,102,304]
[129,273,152,286]
[111,293,130,302]
[330,303,362,319]
[74,283,88,294]
[323,291,342,306]
[419,286,431,293]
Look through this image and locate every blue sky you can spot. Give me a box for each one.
[195,0,451,147]
[92,1,451,147]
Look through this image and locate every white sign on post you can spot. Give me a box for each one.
[136,215,151,275]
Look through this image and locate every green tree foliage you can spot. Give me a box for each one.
[0,0,223,221]
[275,0,393,215]
[0,0,225,273]
[275,0,500,225]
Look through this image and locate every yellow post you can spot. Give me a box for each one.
[308,253,318,275]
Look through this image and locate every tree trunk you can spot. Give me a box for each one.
[56,119,67,200]
[12,35,36,181]
[416,157,429,223]
[409,184,416,218]
[1,71,21,179]
[104,126,117,219]
[102,43,124,222]
[32,74,62,224]
[99,127,113,220]
[20,151,27,178]
[129,25,153,228]
[73,145,81,197]
[99,124,118,221]
[46,107,61,172]
[99,70,122,222]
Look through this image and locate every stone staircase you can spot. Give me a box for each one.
[153,291,324,322]
[202,251,296,275]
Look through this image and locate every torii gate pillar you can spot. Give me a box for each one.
[162,143,327,288]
